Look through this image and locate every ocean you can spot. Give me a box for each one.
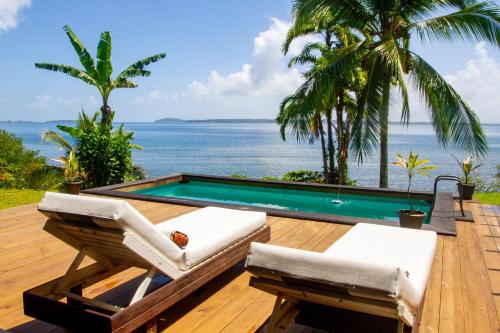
[1,121,499,191]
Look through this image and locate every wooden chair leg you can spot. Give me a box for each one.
[144,317,158,333]
[67,284,83,307]
[397,320,405,333]
[130,267,157,305]
[266,294,298,333]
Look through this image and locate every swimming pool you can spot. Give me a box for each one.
[133,180,431,223]
[84,173,456,234]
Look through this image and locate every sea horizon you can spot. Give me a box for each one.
[2,121,498,192]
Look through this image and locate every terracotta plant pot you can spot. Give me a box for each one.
[458,183,475,200]
[64,180,82,195]
[398,210,426,229]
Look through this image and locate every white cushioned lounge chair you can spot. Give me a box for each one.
[245,223,437,333]
[24,192,270,333]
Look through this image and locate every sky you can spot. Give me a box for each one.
[0,0,499,123]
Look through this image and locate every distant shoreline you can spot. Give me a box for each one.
[1,119,499,126]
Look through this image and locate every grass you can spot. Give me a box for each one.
[474,192,500,206]
[0,189,46,210]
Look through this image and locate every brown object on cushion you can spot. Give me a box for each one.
[170,231,189,248]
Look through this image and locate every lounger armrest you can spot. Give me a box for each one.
[245,242,419,310]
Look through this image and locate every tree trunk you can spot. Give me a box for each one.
[100,96,112,127]
[344,112,350,184]
[326,109,336,184]
[336,93,347,185]
[379,79,391,188]
[100,105,112,127]
[317,114,329,182]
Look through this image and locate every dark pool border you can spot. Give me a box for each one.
[83,173,456,236]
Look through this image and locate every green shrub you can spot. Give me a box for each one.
[261,176,281,181]
[76,125,136,188]
[0,130,62,189]
[127,165,147,182]
[468,174,499,193]
[282,170,326,184]
[229,174,248,179]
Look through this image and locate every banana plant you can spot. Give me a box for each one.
[35,25,166,126]
[392,152,437,213]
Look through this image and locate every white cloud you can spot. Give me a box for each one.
[29,95,80,110]
[444,42,500,123]
[0,0,31,32]
[29,95,52,109]
[88,95,98,105]
[135,18,318,119]
[56,97,79,105]
[148,89,163,101]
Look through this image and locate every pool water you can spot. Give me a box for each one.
[133,181,432,223]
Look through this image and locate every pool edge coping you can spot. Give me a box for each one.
[83,173,456,236]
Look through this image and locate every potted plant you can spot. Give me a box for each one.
[454,156,480,200]
[57,151,85,195]
[392,152,437,229]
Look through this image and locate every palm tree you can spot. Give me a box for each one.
[292,0,497,187]
[278,12,365,184]
[35,25,166,126]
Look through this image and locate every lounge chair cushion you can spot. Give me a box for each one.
[155,207,267,270]
[39,193,267,272]
[245,223,437,313]
[323,223,436,311]
[38,192,185,264]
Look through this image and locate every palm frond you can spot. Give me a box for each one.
[34,63,98,86]
[62,25,100,80]
[96,31,113,84]
[277,94,315,142]
[350,57,385,162]
[410,53,488,156]
[288,42,325,67]
[42,130,73,153]
[56,125,81,138]
[368,38,411,124]
[116,53,166,80]
[292,0,375,33]
[114,78,138,88]
[413,1,500,46]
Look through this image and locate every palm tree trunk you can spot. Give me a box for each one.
[336,93,346,185]
[317,114,329,182]
[379,79,391,188]
[326,109,336,184]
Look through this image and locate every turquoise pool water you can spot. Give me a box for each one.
[133,180,432,223]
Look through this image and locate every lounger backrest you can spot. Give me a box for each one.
[38,192,184,264]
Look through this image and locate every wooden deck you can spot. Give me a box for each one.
[0,198,499,332]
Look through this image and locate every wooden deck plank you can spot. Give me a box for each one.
[419,235,443,333]
[438,236,464,333]
[0,198,499,333]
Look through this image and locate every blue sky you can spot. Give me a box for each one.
[0,0,499,122]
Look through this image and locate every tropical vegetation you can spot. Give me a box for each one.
[0,130,62,189]
[43,111,143,188]
[286,0,499,187]
[278,12,365,185]
[229,169,356,185]
[392,152,437,212]
[35,25,166,126]
[454,155,481,184]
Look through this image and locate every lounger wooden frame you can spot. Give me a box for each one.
[24,219,270,333]
[248,268,425,333]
